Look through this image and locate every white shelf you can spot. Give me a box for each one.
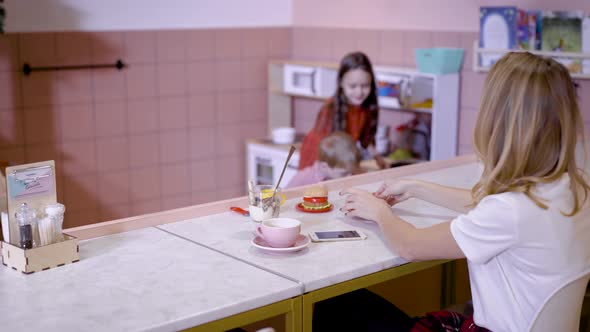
[472,40,590,79]
[270,87,434,114]
[372,65,440,79]
[381,106,432,114]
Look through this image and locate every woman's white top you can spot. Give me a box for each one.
[450,175,590,332]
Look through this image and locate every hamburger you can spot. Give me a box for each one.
[301,186,331,210]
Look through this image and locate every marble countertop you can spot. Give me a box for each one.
[2,142,587,331]
[0,161,477,332]
[0,227,301,332]
[159,163,482,292]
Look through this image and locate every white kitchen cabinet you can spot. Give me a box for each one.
[246,140,300,187]
[373,65,460,160]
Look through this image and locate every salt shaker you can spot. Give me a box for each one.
[37,215,54,246]
[45,203,65,242]
[15,203,38,249]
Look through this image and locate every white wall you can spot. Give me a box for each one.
[4,0,292,32]
[7,0,586,33]
[293,0,477,31]
[292,0,590,32]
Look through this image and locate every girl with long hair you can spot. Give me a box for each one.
[298,51,384,170]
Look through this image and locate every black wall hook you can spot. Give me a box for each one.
[22,59,126,76]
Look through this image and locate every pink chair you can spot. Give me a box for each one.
[527,267,590,332]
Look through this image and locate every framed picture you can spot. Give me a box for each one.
[480,6,518,67]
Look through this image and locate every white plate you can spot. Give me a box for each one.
[251,234,310,253]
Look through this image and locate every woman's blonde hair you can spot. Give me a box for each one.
[472,52,589,215]
[318,131,361,172]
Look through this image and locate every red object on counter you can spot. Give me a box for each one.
[230,206,250,217]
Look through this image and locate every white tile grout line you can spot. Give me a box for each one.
[154,226,306,293]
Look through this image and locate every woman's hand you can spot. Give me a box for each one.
[340,188,393,223]
[373,179,417,205]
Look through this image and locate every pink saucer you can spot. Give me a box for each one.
[251,234,310,253]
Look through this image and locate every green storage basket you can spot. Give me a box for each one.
[415,48,464,74]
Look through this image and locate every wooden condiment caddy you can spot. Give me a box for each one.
[1,235,79,274]
[1,161,80,274]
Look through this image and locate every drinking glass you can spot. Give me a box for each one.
[248,185,283,222]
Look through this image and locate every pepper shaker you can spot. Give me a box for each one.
[15,203,38,249]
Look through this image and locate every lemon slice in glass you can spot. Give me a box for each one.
[261,188,286,205]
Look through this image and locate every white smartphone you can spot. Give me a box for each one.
[309,230,367,242]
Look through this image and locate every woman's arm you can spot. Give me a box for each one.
[375,179,473,213]
[408,181,472,213]
[341,188,465,261]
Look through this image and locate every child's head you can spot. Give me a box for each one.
[331,52,379,135]
[472,52,588,213]
[335,52,378,109]
[336,52,377,106]
[318,131,361,175]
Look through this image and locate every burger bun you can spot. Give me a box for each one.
[303,185,327,198]
[302,185,330,209]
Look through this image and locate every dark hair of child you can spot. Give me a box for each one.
[330,52,379,147]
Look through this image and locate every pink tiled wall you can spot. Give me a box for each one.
[289,27,590,156]
[2,26,589,229]
[0,28,290,228]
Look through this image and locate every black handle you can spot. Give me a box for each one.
[22,59,126,76]
[310,69,317,95]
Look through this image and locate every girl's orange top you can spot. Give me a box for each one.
[298,102,377,169]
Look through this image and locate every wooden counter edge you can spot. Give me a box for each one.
[64,154,477,241]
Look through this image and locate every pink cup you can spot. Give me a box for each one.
[256,218,301,248]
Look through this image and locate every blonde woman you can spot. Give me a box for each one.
[319,52,590,331]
